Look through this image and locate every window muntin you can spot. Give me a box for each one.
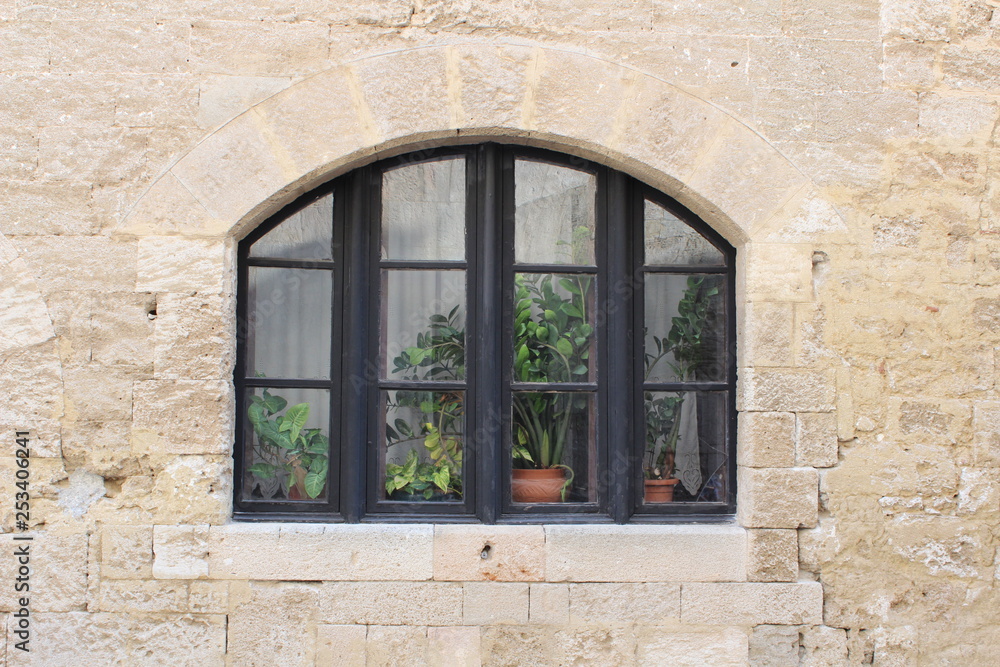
[234,144,735,522]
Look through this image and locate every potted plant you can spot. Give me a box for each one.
[510,273,595,502]
[246,389,329,500]
[642,276,719,502]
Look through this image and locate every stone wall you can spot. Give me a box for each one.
[0,1,998,664]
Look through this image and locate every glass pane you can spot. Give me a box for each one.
[250,192,333,260]
[512,392,595,503]
[513,273,596,383]
[644,274,725,383]
[247,267,332,380]
[515,159,596,265]
[643,391,728,504]
[381,390,465,502]
[644,199,723,266]
[382,157,466,261]
[242,387,331,502]
[382,270,466,381]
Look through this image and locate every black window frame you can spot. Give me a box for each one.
[234,143,737,524]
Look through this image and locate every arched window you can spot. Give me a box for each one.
[234,144,735,522]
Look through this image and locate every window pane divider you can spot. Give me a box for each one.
[642,264,728,274]
[513,263,598,274]
[379,260,468,270]
[509,382,597,392]
[642,382,730,392]
[378,381,467,391]
[246,257,336,269]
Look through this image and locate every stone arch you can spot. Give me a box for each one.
[116,44,845,250]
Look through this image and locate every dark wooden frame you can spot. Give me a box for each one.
[233,143,737,523]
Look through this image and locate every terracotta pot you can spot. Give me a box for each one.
[644,478,680,503]
[512,468,568,503]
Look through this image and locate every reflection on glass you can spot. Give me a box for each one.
[382,270,466,381]
[513,273,596,383]
[248,267,332,379]
[512,392,595,503]
[642,391,727,504]
[644,274,725,383]
[515,159,596,265]
[382,157,466,261]
[243,387,330,502]
[644,199,723,266]
[382,390,464,502]
[250,192,334,260]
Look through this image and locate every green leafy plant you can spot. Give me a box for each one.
[246,389,329,499]
[643,276,720,481]
[384,389,464,500]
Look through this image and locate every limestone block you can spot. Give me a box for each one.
[743,302,794,367]
[883,41,937,90]
[553,626,638,665]
[481,626,555,665]
[352,49,453,140]
[136,237,227,294]
[738,467,818,529]
[457,44,533,130]
[16,612,226,666]
[546,524,747,582]
[38,125,148,185]
[0,19,49,71]
[90,293,156,370]
[636,626,749,666]
[227,581,319,666]
[871,626,918,666]
[317,624,367,667]
[0,257,54,355]
[196,74,291,130]
[749,624,799,667]
[942,46,1000,91]
[115,74,200,127]
[0,73,117,126]
[739,369,836,413]
[293,0,412,26]
[652,0,780,35]
[318,582,463,625]
[62,421,141,479]
[738,411,796,468]
[0,423,60,460]
[14,236,136,295]
[886,515,993,579]
[145,455,230,525]
[153,525,210,579]
[189,581,228,614]
[207,524,434,580]
[888,398,971,447]
[682,582,823,625]
[956,467,1000,518]
[0,181,101,236]
[801,625,849,666]
[772,140,882,190]
[120,173,227,238]
[529,583,569,625]
[797,413,839,468]
[750,37,881,92]
[50,20,188,73]
[154,294,236,380]
[464,581,529,625]
[98,579,188,613]
[63,365,135,422]
[428,626,480,667]
[748,529,798,582]
[0,532,88,612]
[190,19,330,76]
[568,583,680,624]
[132,380,233,456]
[743,243,814,304]
[433,525,545,581]
[0,127,37,179]
[882,0,951,41]
[781,0,879,40]
[919,95,999,138]
[367,626,429,667]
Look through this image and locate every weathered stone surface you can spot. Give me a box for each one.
[62,421,141,478]
[433,525,544,581]
[227,581,318,666]
[529,583,569,625]
[738,411,796,468]
[464,581,529,625]
[13,236,136,293]
[38,126,148,185]
[569,583,680,624]
[50,20,189,73]
[801,625,849,666]
[207,524,433,580]
[480,626,555,665]
[797,412,840,467]
[0,257,54,355]
[749,624,800,667]
[744,301,794,367]
[152,525,209,579]
[190,19,330,76]
[0,532,89,612]
[98,578,188,613]
[427,626,480,667]
[135,237,228,294]
[738,467,819,529]
[89,293,156,369]
[188,581,228,614]
[682,582,824,625]
[367,625,429,667]
[748,529,799,582]
[316,624,367,667]
[546,525,747,582]
[636,626,749,666]
[132,380,232,456]
[552,626,638,665]
[318,582,463,625]
[740,369,836,413]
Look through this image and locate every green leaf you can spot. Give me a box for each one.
[543,309,557,321]
[248,402,266,428]
[283,403,310,443]
[555,337,573,356]
[408,347,427,364]
[247,462,276,479]
[563,304,583,319]
[305,433,329,454]
[263,393,287,414]
[304,469,326,498]
[559,278,582,295]
[572,364,588,375]
[258,420,293,449]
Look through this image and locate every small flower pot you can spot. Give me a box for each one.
[512,468,568,503]
[644,478,680,503]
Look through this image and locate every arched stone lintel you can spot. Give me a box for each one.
[118,44,831,249]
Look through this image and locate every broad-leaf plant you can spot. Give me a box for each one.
[246,389,329,499]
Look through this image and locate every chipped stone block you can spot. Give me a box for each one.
[98,579,188,613]
[739,411,796,468]
[801,625,849,666]
[569,583,680,624]
[529,583,569,625]
[153,293,234,380]
[428,626,480,667]
[101,525,153,580]
[227,581,318,666]
[0,532,89,612]
[136,237,228,294]
[738,468,818,529]
[748,529,798,582]
[749,624,799,667]
[464,581,529,625]
[637,626,749,666]
[367,625,429,667]
[740,368,836,413]
[433,525,544,581]
[553,626,638,666]
[682,582,823,625]
[189,581,229,614]
[797,412,839,467]
[317,624,367,667]
[153,525,210,579]
[132,379,233,456]
[545,525,747,582]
